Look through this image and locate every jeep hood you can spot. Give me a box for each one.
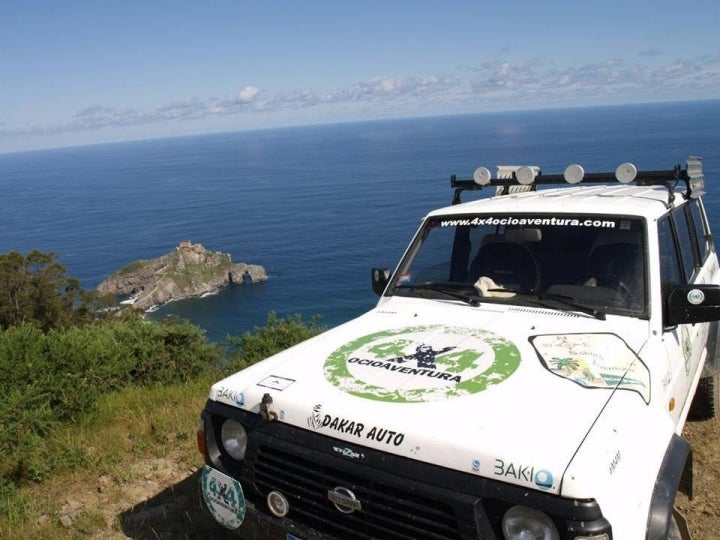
[210,298,651,495]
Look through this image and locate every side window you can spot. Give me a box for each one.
[672,206,697,281]
[688,199,709,263]
[658,217,682,290]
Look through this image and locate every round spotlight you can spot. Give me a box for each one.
[473,167,492,186]
[615,162,637,183]
[516,166,537,185]
[563,164,585,184]
[267,490,290,517]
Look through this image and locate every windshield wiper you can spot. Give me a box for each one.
[395,283,481,306]
[484,288,606,320]
[532,292,606,320]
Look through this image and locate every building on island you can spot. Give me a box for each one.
[177,241,204,251]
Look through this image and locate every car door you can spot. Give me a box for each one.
[686,198,720,377]
[659,203,713,424]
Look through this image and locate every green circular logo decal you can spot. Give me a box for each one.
[324,325,521,402]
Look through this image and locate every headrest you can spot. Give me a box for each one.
[504,228,542,243]
[592,229,641,249]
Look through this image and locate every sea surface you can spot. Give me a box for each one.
[1,100,719,342]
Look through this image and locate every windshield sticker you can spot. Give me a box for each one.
[324,325,521,402]
[201,466,246,529]
[531,333,650,404]
[439,216,617,228]
[257,375,295,391]
[397,272,412,284]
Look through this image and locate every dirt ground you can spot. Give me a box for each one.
[675,417,720,539]
[53,417,719,539]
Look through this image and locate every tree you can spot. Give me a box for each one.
[0,250,105,331]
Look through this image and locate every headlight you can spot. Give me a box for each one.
[502,506,560,540]
[220,419,248,460]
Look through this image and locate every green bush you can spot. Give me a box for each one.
[0,309,322,487]
[0,325,59,480]
[109,316,219,384]
[0,315,219,485]
[224,312,325,371]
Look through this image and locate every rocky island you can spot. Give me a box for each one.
[97,241,267,311]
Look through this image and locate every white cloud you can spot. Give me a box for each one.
[237,86,260,103]
[464,55,720,106]
[324,75,454,105]
[1,54,719,142]
[271,89,321,109]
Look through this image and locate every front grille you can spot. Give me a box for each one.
[248,443,466,540]
[204,402,611,540]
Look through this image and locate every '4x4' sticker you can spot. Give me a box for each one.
[201,466,246,529]
[324,325,521,402]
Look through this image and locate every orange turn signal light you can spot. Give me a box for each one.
[197,428,207,457]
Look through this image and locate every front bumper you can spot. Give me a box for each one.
[200,400,612,539]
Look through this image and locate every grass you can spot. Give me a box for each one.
[116,260,146,276]
[0,313,324,539]
[171,260,232,290]
[0,375,216,539]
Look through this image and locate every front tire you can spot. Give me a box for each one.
[688,372,719,421]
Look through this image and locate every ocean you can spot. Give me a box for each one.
[1,100,719,342]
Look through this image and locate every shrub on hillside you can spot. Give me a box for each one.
[0,315,219,484]
[224,312,325,371]
[109,315,220,384]
[0,310,322,486]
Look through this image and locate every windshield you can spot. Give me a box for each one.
[388,213,648,317]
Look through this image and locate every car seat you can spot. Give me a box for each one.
[468,242,540,291]
[582,242,644,308]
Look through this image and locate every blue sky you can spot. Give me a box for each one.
[1,0,718,153]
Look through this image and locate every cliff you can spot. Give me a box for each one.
[96,242,267,311]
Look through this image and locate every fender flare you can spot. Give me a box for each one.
[646,434,692,540]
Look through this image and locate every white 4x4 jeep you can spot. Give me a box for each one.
[198,157,719,540]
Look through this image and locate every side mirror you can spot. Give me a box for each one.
[371,267,391,296]
[667,284,720,326]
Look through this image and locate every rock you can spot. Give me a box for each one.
[97,242,267,311]
[229,263,267,284]
[97,475,110,493]
[60,512,77,528]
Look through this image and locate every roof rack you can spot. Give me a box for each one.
[450,157,704,205]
